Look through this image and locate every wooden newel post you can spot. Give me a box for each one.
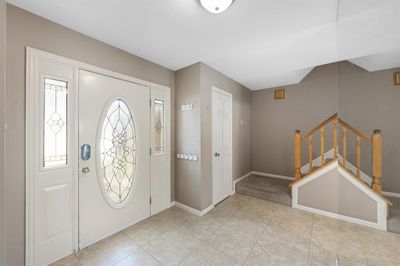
[372,129,382,193]
[295,130,302,180]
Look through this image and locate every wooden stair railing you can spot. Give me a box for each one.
[294,113,383,193]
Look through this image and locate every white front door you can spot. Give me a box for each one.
[78,70,150,248]
[150,87,171,215]
[212,87,233,205]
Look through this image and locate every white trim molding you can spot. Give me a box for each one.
[292,160,388,231]
[251,171,295,181]
[232,171,252,193]
[300,148,373,185]
[382,191,400,199]
[171,201,214,216]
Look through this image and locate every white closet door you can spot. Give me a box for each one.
[212,87,233,205]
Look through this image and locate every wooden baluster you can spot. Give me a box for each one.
[372,129,382,193]
[333,119,338,159]
[308,135,313,173]
[342,127,347,167]
[321,127,325,165]
[294,130,302,180]
[356,135,361,178]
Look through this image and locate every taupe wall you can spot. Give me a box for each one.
[200,63,252,209]
[175,63,252,210]
[338,61,400,193]
[6,5,175,265]
[251,64,339,177]
[298,168,378,222]
[0,1,6,265]
[175,63,203,210]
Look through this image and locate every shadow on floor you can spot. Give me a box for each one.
[235,175,291,206]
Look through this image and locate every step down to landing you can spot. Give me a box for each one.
[235,175,291,206]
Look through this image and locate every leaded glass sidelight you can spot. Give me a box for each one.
[44,78,68,167]
[99,99,136,206]
[154,99,165,155]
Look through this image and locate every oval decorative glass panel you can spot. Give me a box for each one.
[99,99,136,206]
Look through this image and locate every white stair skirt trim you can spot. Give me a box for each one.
[232,171,252,193]
[337,155,372,185]
[171,201,214,216]
[300,148,373,185]
[300,148,336,174]
[251,171,295,181]
[292,161,387,231]
[382,191,400,199]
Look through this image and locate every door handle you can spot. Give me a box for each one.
[81,167,90,174]
[214,152,220,157]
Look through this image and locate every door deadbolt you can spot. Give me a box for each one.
[81,144,91,161]
[81,167,90,173]
[214,152,221,157]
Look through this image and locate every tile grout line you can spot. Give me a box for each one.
[241,216,273,265]
[120,216,184,266]
[305,213,316,266]
[355,228,369,265]
[194,204,245,264]
[176,206,240,265]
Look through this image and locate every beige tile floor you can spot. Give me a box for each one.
[52,194,400,266]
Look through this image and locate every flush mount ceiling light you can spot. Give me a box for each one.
[200,0,234,14]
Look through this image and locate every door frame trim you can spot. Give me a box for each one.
[211,86,233,205]
[26,47,171,265]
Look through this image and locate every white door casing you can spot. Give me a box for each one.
[26,50,78,266]
[26,48,172,265]
[78,70,150,248]
[150,86,171,215]
[212,87,233,205]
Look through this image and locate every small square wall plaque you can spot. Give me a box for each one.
[395,72,400,86]
[274,89,285,100]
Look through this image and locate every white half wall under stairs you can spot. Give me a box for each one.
[292,159,390,231]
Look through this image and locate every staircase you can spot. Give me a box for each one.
[291,113,392,231]
[294,113,382,191]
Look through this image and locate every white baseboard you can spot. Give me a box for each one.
[171,201,214,216]
[251,171,295,181]
[293,203,386,231]
[232,171,252,193]
[382,191,400,199]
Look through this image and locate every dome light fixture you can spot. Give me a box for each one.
[200,0,234,14]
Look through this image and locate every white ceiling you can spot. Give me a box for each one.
[7,0,400,90]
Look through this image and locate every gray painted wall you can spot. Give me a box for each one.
[6,5,175,265]
[298,168,378,222]
[175,63,252,210]
[252,61,400,194]
[338,61,400,193]
[0,1,6,265]
[175,63,203,210]
[251,63,339,177]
